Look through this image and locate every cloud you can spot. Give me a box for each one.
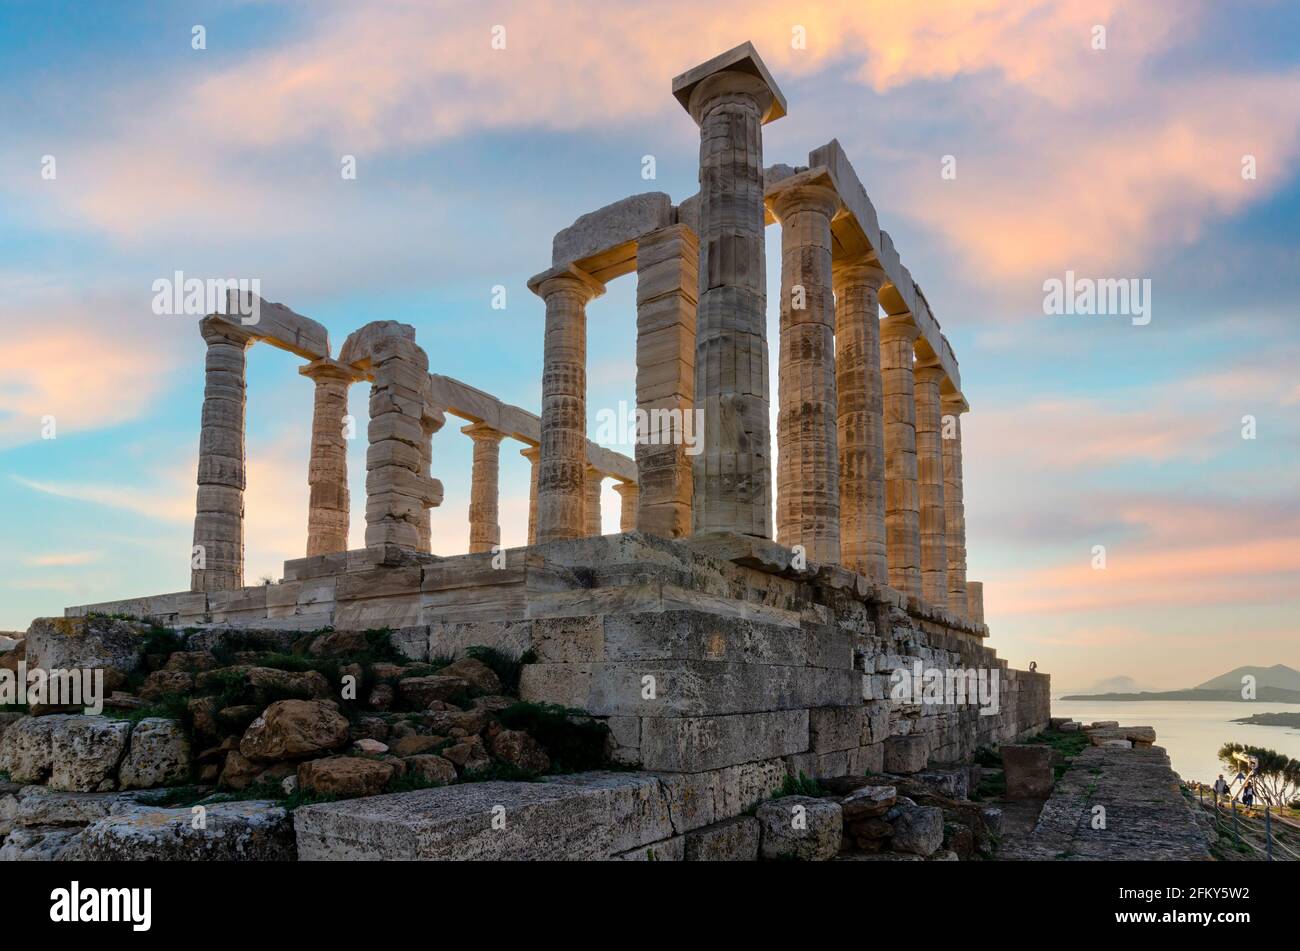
[22,551,102,567]
[11,472,193,522]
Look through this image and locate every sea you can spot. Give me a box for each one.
[1051,699,1300,785]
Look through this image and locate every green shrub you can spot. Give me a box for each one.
[497,701,608,771]
[464,645,537,696]
[776,771,824,798]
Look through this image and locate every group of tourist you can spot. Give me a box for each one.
[1212,772,1258,806]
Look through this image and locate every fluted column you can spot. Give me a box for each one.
[880,315,922,597]
[613,481,639,532]
[634,224,697,538]
[463,423,504,554]
[300,360,356,557]
[528,266,604,543]
[584,465,603,537]
[521,445,540,545]
[914,365,948,607]
[967,580,985,625]
[770,182,841,564]
[191,318,254,592]
[676,56,784,539]
[834,263,889,583]
[941,397,968,614]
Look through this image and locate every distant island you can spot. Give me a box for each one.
[1061,664,1300,703]
[1231,712,1300,727]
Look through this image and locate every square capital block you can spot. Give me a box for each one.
[672,41,787,124]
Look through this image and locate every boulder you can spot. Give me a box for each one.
[25,616,146,691]
[48,716,132,792]
[246,667,332,700]
[490,730,550,773]
[73,801,296,860]
[118,718,191,789]
[308,629,370,657]
[138,669,194,701]
[367,683,395,710]
[441,736,491,775]
[0,715,60,783]
[218,750,265,789]
[403,754,457,786]
[398,676,470,709]
[239,700,350,762]
[353,738,388,755]
[756,796,842,861]
[390,735,446,757]
[187,697,221,742]
[298,757,394,798]
[163,650,217,673]
[840,784,897,821]
[0,640,25,673]
[886,802,944,856]
[423,708,491,736]
[439,657,503,695]
[0,825,84,861]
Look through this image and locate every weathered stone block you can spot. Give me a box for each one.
[756,796,842,861]
[883,734,929,774]
[48,716,132,792]
[640,710,809,772]
[74,801,296,860]
[684,815,760,861]
[1000,744,1054,799]
[809,705,866,753]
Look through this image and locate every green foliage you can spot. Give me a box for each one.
[1027,729,1090,760]
[464,645,537,696]
[497,701,609,771]
[776,771,824,798]
[141,626,185,658]
[1217,741,1300,807]
[973,746,1001,768]
[972,773,1006,801]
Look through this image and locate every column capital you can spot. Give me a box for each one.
[913,364,947,386]
[519,444,541,463]
[199,315,255,348]
[461,421,505,444]
[611,480,638,497]
[879,313,921,343]
[527,263,605,303]
[766,170,839,222]
[941,394,969,416]
[832,260,888,290]
[299,357,365,384]
[672,42,787,125]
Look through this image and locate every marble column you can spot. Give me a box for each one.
[463,422,504,554]
[967,580,985,625]
[634,224,697,539]
[584,465,603,537]
[528,265,604,543]
[879,315,922,597]
[613,481,639,533]
[521,445,540,545]
[770,180,841,564]
[300,360,355,557]
[191,317,253,592]
[914,365,949,608]
[674,48,785,539]
[834,262,889,583]
[941,396,969,615]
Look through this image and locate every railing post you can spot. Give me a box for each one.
[1265,807,1273,861]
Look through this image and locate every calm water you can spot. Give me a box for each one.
[1052,700,1300,785]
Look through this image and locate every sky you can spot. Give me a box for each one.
[1,0,1297,692]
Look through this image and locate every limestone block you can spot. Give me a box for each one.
[0,826,84,861]
[117,718,192,789]
[26,616,146,690]
[551,192,673,276]
[0,715,60,783]
[808,705,867,754]
[48,716,132,792]
[74,801,296,861]
[1000,744,1054,799]
[15,787,162,828]
[683,815,760,861]
[883,734,929,774]
[849,743,884,775]
[639,710,809,772]
[886,802,943,857]
[756,796,841,861]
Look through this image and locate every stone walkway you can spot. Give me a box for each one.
[1000,744,1212,860]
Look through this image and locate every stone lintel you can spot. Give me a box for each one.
[550,192,675,282]
[208,293,330,362]
[671,41,787,123]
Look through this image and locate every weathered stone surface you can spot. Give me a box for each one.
[297,757,394,798]
[640,710,809,772]
[808,705,866,753]
[683,815,760,861]
[489,730,550,773]
[403,754,457,785]
[886,802,944,856]
[1000,744,1054,799]
[13,786,155,828]
[139,669,195,700]
[0,715,59,783]
[26,616,145,689]
[551,192,673,273]
[614,836,686,861]
[398,675,470,708]
[883,734,929,774]
[840,784,896,821]
[48,716,132,792]
[756,795,842,861]
[118,718,192,789]
[239,700,350,761]
[437,657,503,695]
[0,825,84,861]
[74,801,296,860]
[296,772,674,860]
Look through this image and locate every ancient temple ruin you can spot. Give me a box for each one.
[64,44,1047,857]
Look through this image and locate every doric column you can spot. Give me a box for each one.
[584,465,603,537]
[769,178,841,564]
[834,262,889,583]
[613,481,639,533]
[967,580,985,625]
[300,360,357,557]
[634,224,697,539]
[463,423,504,554]
[521,445,540,545]
[941,396,969,614]
[914,364,949,607]
[673,45,786,539]
[191,317,253,592]
[528,265,605,543]
[879,315,922,597]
